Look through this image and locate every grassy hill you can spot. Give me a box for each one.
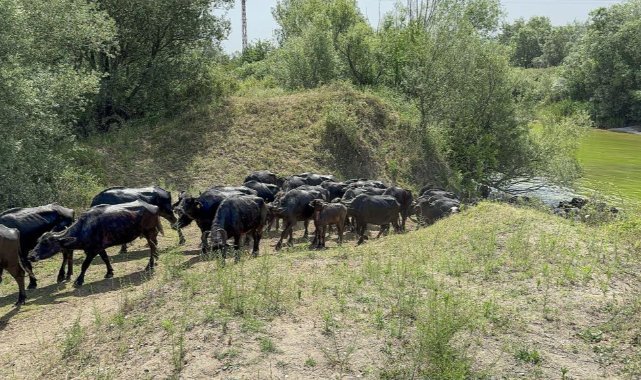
[0,203,639,379]
[79,84,446,200]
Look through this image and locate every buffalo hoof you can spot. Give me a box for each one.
[0,276,3,284]
[144,264,155,272]
[104,271,114,279]
[178,238,186,245]
[275,242,282,251]
[57,273,65,283]
[27,282,37,290]
[73,281,83,288]
[15,297,26,307]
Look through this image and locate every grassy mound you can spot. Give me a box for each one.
[80,84,444,198]
[3,202,639,379]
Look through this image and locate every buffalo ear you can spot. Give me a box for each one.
[59,237,77,247]
[195,201,202,210]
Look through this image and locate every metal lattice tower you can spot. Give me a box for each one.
[241,0,248,52]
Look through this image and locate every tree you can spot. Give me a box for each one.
[272,0,382,86]
[500,16,552,68]
[564,0,641,127]
[82,0,234,132]
[0,0,116,208]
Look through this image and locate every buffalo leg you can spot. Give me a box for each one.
[119,244,128,254]
[317,225,323,248]
[57,249,73,283]
[337,221,344,246]
[233,236,241,263]
[376,224,389,239]
[275,221,293,250]
[97,250,114,278]
[392,219,401,233]
[356,223,367,245]
[252,230,261,257]
[75,251,98,287]
[7,265,26,306]
[25,259,37,289]
[145,232,159,271]
[177,228,186,245]
[303,220,310,239]
[200,230,210,254]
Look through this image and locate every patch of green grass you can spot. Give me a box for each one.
[61,318,85,359]
[259,337,277,353]
[578,129,641,203]
[304,356,317,367]
[515,346,542,365]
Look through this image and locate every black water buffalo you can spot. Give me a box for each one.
[209,196,268,262]
[309,199,347,248]
[297,185,330,201]
[28,201,163,287]
[342,186,386,201]
[243,180,279,202]
[0,204,74,288]
[173,189,245,253]
[90,186,180,248]
[412,197,460,226]
[295,173,336,186]
[271,189,324,250]
[244,170,285,187]
[321,181,348,200]
[383,187,413,231]
[282,176,307,192]
[212,185,257,196]
[343,194,401,245]
[345,179,387,189]
[418,186,458,200]
[0,225,34,305]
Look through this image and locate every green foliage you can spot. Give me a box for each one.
[238,40,275,64]
[271,0,381,87]
[514,346,542,364]
[82,0,234,131]
[61,317,85,359]
[271,14,339,89]
[529,109,591,187]
[563,0,641,127]
[0,0,115,209]
[500,17,583,68]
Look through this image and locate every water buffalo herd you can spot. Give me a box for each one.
[0,171,462,306]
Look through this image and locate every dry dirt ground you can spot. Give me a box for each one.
[1,205,640,379]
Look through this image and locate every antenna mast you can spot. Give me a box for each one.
[241,0,248,52]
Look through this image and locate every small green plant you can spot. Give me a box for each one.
[61,318,85,359]
[578,327,603,343]
[320,333,355,374]
[162,319,185,374]
[322,308,338,335]
[515,346,542,365]
[259,337,277,353]
[111,312,126,328]
[304,356,317,367]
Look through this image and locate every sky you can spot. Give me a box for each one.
[218,0,626,53]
